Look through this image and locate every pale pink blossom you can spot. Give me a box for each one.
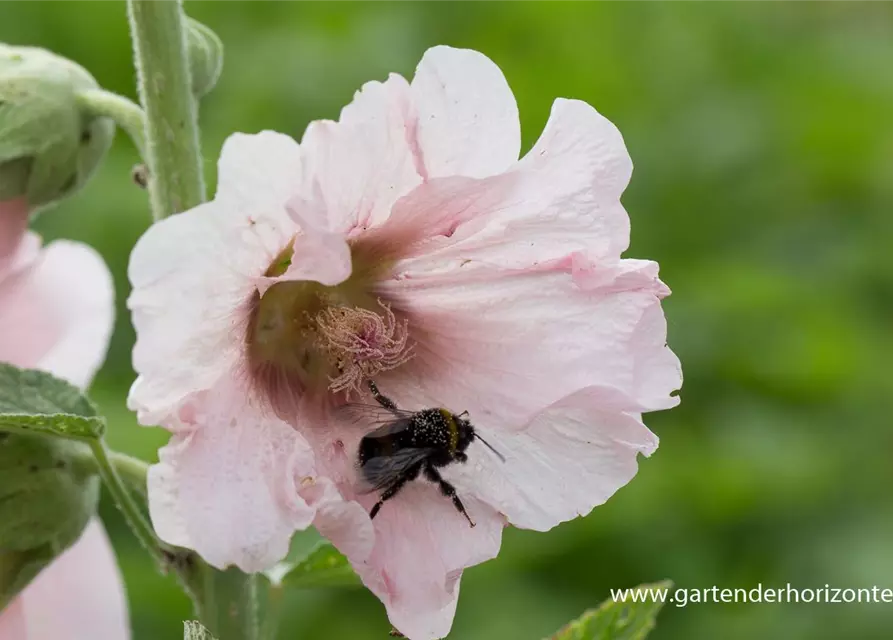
[129,46,681,639]
[0,198,127,640]
[0,200,116,388]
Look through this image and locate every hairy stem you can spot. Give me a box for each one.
[81,442,209,621]
[76,89,148,160]
[107,449,150,498]
[89,439,166,566]
[126,0,205,219]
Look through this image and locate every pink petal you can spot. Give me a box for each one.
[129,130,315,423]
[0,239,114,389]
[215,131,303,216]
[0,599,25,638]
[411,46,520,179]
[306,483,376,565]
[0,519,130,640]
[626,294,683,410]
[298,74,422,232]
[447,386,657,531]
[510,97,633,259]
[382,263,680,430]
[347,486,503,640]
[367,174,518,265]
[128,204,284,425]
[268,196,352,290]
[393,97,635,272]
[383,98,635,272]
[566,254,670,297]
[147,380,318,572]
[519,98,632,199]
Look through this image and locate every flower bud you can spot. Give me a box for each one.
[0,44,114,211]
[0,432,99,606]
[186,18,224,98]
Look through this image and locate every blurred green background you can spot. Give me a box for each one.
[3,2,893,639]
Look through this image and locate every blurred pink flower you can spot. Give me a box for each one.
[129,46,681,639]
[0,199,116,388]
[0,198,127,640]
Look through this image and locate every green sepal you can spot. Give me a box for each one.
[185,18,223,98]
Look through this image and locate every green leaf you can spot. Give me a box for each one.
[268,542,359,590]
[549,580,673,640]
[184,621,218,640]
[0,363,105,440]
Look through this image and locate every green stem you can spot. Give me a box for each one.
[246,574,260,640]
[76,89,148,160]
[126,0,205,219]
[200,563,219,636]
[259,582,283,640]
[89,439,167,567]
[107,449,150,497]
[83,442,211,622]
[202,569,262,640]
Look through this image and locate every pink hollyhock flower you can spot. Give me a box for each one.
[0,199,116,387]
[0,197,128,639]
[129,46,681,639]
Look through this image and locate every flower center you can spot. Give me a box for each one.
[316,301,414,395]
[245,241,412,411]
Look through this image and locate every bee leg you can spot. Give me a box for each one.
[370,462,422,520]
[367,380,398,411]
[424,464,475,527]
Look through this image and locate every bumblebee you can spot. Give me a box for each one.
[350,381,504,527]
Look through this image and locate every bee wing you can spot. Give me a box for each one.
[362,415,419,439]
[357,446,435,493]
[336,402,416,427]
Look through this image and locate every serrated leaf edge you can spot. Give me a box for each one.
[0,412,105,440]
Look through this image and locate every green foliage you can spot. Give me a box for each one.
[550,581,672,640]
[0,363,105,440]
[272,542,359,590]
